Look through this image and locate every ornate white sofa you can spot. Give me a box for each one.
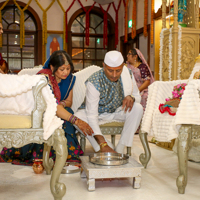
[0,74,67,200]
[140,62,200,194]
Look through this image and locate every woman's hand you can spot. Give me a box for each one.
[139,79,150,92]
[59,101,66,108]
[75,118,94,136]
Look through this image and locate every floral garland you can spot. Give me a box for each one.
[13,0,32,49]
[151,0,154,44]
[112,0,121,48]
[159,26,182,81]
[124,0,129,43]
[35,0,55,45]
[57,0,66,50]
[99,3,111,49]
[143,0,148,37]
[77,0,96,46]
[35,0,55,63]
[168,27,172,81]
[0,0,9,47]
[131,0,136,39]
[65,0,76,43]
[177,25,182,79]
[167,83,187,100]
[159,28,167,80]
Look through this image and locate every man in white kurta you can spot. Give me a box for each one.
[75,51,143,153]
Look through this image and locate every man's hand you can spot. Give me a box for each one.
[122,95,135,113]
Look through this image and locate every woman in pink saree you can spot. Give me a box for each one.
[126,48,154,110]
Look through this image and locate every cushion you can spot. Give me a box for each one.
[0,114,32,128]
[72,65,102,113]
[100,122,124,127]
[18,67,42,75]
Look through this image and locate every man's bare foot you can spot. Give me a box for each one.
[94,135,117,153]
[100,145,117,153]
[94,135,107,144]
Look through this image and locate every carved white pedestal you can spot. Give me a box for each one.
[80,156,143,191]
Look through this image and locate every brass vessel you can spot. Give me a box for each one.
[32,159,44,174]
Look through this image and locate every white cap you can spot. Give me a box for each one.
[104,51,124,67]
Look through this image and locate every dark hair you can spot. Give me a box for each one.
[130,48,142,63]
[49,50,74,74]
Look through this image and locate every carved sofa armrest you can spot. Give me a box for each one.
[32,76,48,128]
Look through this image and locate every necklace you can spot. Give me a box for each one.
[56,77,61,83]
[134,61,141,68]
[129,61,141,68]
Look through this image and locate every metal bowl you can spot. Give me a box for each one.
[89,152,129,166]
[61,165,80,174]
[61,162,81,174]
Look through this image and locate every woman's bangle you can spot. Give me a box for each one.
[68,114,73,122]
[59,100,67,107]
[68,114,78,124]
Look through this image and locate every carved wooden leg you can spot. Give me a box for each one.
[50,129,68,200]
[80,134,86,153]
[133,176,141,189]
[87,178,95,191]
[111,135,115,148]
[176,125,191,194]
[43,143,54,175]
[80,168,87,178]
[139,131,151,168]
[127,147,131,156]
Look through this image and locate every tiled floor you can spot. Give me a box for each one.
[0,135,200,200]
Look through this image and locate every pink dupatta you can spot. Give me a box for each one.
[134,48,154,84]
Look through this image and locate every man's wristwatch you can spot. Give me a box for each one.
[129,95,135,101]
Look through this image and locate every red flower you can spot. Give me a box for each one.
[33,152,36,157]
[74,150,79,155]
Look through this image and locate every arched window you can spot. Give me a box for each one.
[0,3,42,72]
[68,7,115,71]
